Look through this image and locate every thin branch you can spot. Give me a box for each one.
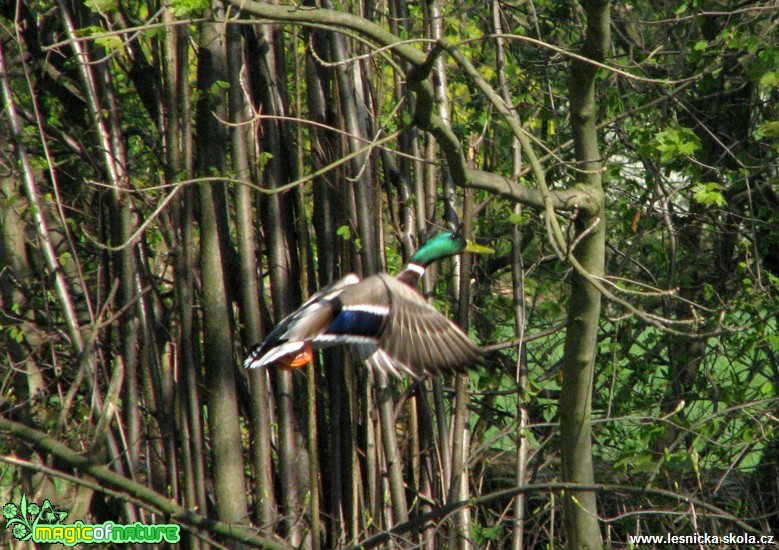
[478,34,685,85]
[0,416,294,550]
[344,482,762,549]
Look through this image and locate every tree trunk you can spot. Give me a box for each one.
[248,19,307,543]
[227,19,277,532]
[196,12,249,533]
[560,1,609,548]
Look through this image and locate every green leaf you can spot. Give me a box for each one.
[654,127,701,162]
[759,71,779,89]
[95,35,124,51]
[691,182,727,207]
[171,0,210,17]
[336,225,351,241]
[257,152,273,170]
[9,325,24,344]
[508,211,530,225]
[755,120,779,139]
[690,447,700,478]
[209,80,230,96]
[85,0,118,13]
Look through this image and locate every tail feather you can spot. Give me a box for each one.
[244,342,306,369]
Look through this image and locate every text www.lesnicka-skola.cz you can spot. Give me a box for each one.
[628,532,774,546]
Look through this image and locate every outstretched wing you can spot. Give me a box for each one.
[346,274,482,378]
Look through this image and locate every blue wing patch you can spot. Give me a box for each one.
[326,308,386,337]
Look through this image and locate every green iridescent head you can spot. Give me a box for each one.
[410,231,494,267]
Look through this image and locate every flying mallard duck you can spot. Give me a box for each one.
[243,231,493,379]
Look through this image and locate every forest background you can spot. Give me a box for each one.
[1,0,777,548]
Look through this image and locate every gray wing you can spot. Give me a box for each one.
[346,273,481,378]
